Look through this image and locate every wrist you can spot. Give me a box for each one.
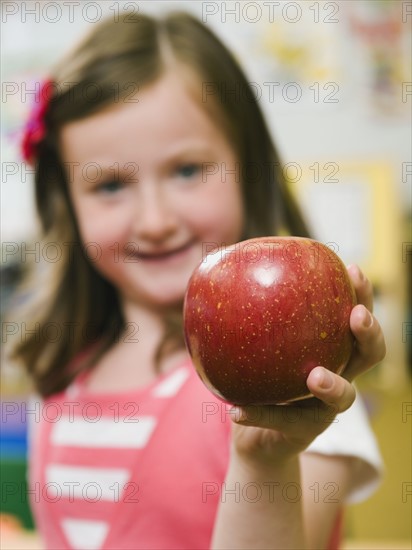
[229,443,301,481]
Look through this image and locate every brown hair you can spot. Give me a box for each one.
[8,10,310,397]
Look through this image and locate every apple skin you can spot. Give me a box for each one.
[183,237,357,406]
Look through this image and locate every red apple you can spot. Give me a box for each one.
[183,237,356,405]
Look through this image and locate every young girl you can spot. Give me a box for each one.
[12,10,386,550]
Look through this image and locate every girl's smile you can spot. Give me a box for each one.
[60,72,244,307]
[133,238,197,263]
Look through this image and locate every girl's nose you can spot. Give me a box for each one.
[132,183,177,241]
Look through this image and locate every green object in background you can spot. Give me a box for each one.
[1,459,34,529]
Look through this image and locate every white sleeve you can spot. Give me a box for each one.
[305,387,384,504]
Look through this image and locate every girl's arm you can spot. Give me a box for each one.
[211,265,386,549]
[211,452,355,550]
[211,452,305,549]
[300,453,354,550]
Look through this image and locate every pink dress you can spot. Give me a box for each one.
[29,358,380,549]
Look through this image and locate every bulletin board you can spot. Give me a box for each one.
[288,162,402,288]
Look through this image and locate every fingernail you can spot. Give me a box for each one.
[363,310,373,329]
[230,407,246,422]
[347,264,364,282]
[319,369,333,390]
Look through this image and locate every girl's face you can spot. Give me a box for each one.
[61,72,244,308]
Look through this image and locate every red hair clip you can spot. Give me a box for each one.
[21,79,54,166]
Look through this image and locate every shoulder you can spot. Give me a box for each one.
[305,388,384,503]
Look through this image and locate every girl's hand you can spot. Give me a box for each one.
[229,264,386,467]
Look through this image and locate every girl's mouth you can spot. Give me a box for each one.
[134,240,196,262]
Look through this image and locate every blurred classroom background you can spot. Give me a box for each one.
[1,1,411,548]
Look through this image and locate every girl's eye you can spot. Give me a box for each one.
[175,163,200,179]
[96,180,125,194]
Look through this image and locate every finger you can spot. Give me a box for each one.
[343,305,386,381]
[347,264,374,312]
[230,400,339,448]
[230,392,340,438]
[306,366,356,413]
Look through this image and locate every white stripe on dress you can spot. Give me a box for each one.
[45,464,130,502]
[50,416,157,448]
[61,518,109,550]
[151,366,190,398]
